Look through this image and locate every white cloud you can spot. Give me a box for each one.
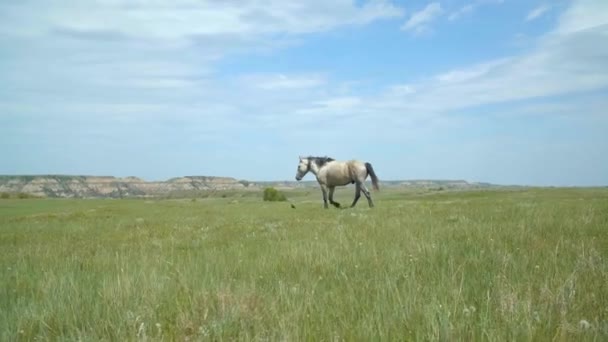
[388,84,416,95]
[448,0,504,21]
[242,73,326,90]
[318,96,362,109]
[526,4,551,21]
[435,59,510,83]
[260,0,606,131]
[297,96,363,116]
[3,0,606,124]
[0,0,404,118]
[0,0,404,40]
[401,2,443,34]
[448,4,474,21]
[556,0,608,34]
[13,0,601,131]
[380,36,608,114]
[380,0,608,117]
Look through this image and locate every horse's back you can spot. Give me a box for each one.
[317,161,349,186]
[320,160,367,186]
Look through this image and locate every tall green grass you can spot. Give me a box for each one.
[1,188,607,340]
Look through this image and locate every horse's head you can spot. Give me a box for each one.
[295,156,310,181]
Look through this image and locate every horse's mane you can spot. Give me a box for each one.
[307,156,335,167]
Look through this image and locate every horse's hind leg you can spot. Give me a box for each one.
[328,186,341,208]
[350,183,362,208]
[361,184,374,208]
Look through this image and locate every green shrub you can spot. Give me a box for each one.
[263,187,287,202]
[0,192,10,199]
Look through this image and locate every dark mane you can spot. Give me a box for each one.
[307,156,335,167]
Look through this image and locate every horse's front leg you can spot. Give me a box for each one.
[328,186,341,208]
[320,184,329,209]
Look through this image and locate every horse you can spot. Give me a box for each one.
[295,156,379,209]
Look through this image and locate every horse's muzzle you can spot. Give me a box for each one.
[295,176,302,181]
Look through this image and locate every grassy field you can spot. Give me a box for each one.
[1,188,607,341]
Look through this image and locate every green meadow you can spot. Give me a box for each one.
[1,188,607,341]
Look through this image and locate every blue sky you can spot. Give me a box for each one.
[1,0,607,185]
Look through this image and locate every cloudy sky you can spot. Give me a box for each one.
[1,0,607,185]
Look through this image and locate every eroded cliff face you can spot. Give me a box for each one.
[0,176,249,198]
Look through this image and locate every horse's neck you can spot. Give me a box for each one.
[309,163,321,176]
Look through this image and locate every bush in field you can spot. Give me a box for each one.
[10,192,38,199]
[0,192,10,199]
[263,187,287,202]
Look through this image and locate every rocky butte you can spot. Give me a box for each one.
[0,175,251,198]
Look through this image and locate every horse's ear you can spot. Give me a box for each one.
[299,155,303,161]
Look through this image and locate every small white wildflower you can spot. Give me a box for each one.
[137,322,146,338]
[535,265,540,270]
[463,307,471,317]
[199,326,210,337]
[579,319,592,330]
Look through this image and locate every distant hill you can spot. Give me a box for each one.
[0,175,501,198]
[0,175,248,198]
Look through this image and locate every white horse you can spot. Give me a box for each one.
[295,156,379,209]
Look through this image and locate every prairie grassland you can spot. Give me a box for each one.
[1,188,607,341]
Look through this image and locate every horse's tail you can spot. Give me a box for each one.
[365,162,379,191]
